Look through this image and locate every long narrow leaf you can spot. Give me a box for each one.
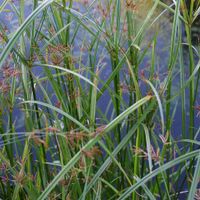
[0,0,54,68]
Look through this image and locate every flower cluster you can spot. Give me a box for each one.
[0,63,21,95]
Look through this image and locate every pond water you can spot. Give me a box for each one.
[1,0,199,138]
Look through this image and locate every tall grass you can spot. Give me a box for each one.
[0,0,199,199]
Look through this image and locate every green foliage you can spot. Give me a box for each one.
[0,0,199,199]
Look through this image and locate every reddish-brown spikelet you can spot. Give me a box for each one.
[82,146,102,159]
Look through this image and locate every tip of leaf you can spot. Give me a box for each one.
[146,95,153,100]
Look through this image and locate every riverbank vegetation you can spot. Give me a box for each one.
[0,0,200,199]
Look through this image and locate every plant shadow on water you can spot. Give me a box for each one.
[0,0,200,199]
